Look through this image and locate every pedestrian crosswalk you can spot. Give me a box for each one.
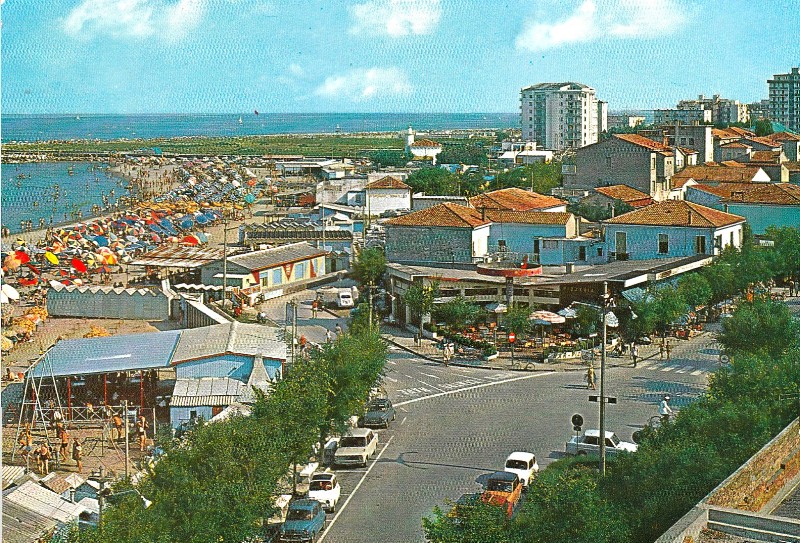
[631,359,710,376]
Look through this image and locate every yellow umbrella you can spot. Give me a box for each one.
[44,251,59,265]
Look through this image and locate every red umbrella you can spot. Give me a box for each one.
[182,235,199,245]
[71,258,87,273]
[59,269,69,277]
[18,277,38,287]
[25,263,41,275]
[14,251,30,264]
[61,279,72,286]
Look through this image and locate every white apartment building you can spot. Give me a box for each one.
[769,67,800,132]
[674,94,750,125]
[520,82,605,151]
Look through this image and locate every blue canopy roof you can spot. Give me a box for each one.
[29,330,181,378]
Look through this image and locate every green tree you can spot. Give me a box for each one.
[701,262,737,303]
[650,288,686,336]
[677,273,713,308]
[568,199,634,222]
[502,304,532,337]
[403,281,438,327]
[572,305,600,338]
[494,163,562,194]
[368,149,411,167]
[437,141,489,166]
[352,247,386,287]
[754,118,774,137]
[433,296,483,331]
[405,167,459,195]
[718,297,799,358]
[765,226,800,280]
[423,496,513,543]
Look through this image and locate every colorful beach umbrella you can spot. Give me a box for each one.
[182,235,200,245]
[44,251,59,265]
[25,263,41,275]
[71,258,87,273]
[1,284,20,300]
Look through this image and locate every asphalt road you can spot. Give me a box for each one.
[319,332,719,543]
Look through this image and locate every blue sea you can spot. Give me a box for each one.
[1,161,129,235]
[2,113,518,142]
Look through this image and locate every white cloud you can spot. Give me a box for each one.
[349,0,442,36]
[516,0,688,51]
[63,0,206,41]
[315,67,413,101]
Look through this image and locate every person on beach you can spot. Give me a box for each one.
[72,437,83,473]
[586,364,596,390]
[38,442,52,475]
[112,413,124,441]
[59,425,70,461]
[136,418,148,451]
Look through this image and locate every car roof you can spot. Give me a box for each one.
[585,429,616,438]
[368,398,391,406]
[289,499,318,509]
[506,452,535,462]
[488,471,518,482]
[345,427,373,437]
[310,473,335,481]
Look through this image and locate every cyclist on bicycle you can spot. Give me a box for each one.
[659,395,674,423]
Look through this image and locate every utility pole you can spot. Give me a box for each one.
[222,211,228,310]
[123,400,129,480]
[599,281,608,476]
[368,281,374,331]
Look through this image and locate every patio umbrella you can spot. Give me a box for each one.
[14,251,30,264]
[530,310,566,325]
[71,258,87,273]
[44,251,59,265]
[557,307,578,319]
[3,254,22,270]
[1,283,20,300]
[182,235,200,245]
[50,280,62,289]
[0,292,8,304]
[485,302,507,314]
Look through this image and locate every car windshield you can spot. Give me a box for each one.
[339,436,366,447]
[310,481,333,491]
[488,480,513,492]
[369,403,388,412]
[609,435,620,446]
[339,293,351,299]
[505,460,528,470]
[286,509,313,521]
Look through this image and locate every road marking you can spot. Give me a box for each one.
[675,366,691,374]
[661,365,677,372]
[385,376,398,383]
[388,360,397,365]
[418,380,446,392]
[320,436,394,543]
[395,372,556,407]
[399,407,408,412]
[400,416,407,425]
[690,369,704,376]
[638,361,655,369]
[419,372,441,380]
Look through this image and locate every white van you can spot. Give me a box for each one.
[336,290,354,309]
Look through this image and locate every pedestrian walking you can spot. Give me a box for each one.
[136,419,147,452]
[72,438,83,473]
[58,426,70,461]
[38,443,52,475]
[112,413,124,441]
[665,341,672,361]
[335,323,343,337]
[790,281,796,297]
[325,329,333,343]
[659,395,674,424]
[311,299,319,318]
[794,280,799,297]
[659,340,665,359]
[586,364,596,390]
[631,344,639,368]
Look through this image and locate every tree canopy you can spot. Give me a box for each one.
[352,247,386,286]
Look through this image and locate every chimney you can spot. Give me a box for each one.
[481,206,486,221]
[724,203,729,213]
[687,208,693,224]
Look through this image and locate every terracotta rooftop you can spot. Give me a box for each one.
[726,126,755,137]
[719,183,800,205]
[749,150,783,163]
[484,211,573,225]
[743,135,782,148]
[410,138,441,148]
[605,200,745,228]
[614,133,672,152]
[769,131,800,142]
[689,183,760,198]
[712,128,743,140]
[366,176,411,190]
[720,160,748,167]
[719,141,751,148]
[594,184,652,203]
[677,146,699,155]
[385,202,489,228]
[469,187,567,211]
[670,165,764,186]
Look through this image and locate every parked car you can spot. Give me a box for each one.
[279,499,326,542]
[307,472,341,513]
[565,429,638,456]
[503,452,539,487]
[334,428,378,467]
[481,471,523,517]
[358,398,397,428]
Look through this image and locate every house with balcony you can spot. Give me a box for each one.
[384,203,491,265]
[602,200,745,261]
[561,134,675,200]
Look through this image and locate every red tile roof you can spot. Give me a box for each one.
[613,133,671,152]
[712,128,742,140]
[749,150,783,163]
[484,211,573,225]
[366,176,410,190]
[720,141,751,148]
[769,131,800,142]
[671,165,764,186]
[689,183,758,198]
[720,160,748,167]
[677,147,699,155]
[385,202,489,228]
[469,187,567,211]
[726,126,755,137]
[594,184,653,203]
[743,136,782,148]
[605,200,744,228]
[409,138,441,148]
[719,183,800,205]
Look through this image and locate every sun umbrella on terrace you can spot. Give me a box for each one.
[557,307,578,319]
[14,251,30,264]
[2,283,20,300]
[530,310,566,325]
[71,258,87,273]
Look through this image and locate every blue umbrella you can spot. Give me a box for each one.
[93,235,109,247]
[196,232,209,243]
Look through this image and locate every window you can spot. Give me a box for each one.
[689,137,695,145]
[272,268,282,285]
[261,276,268,287]
[542,240,558,249]
[498,239,507,250]
[615,231,627,254]
[597,247,603,257]
[695,235,706,254]
[651,156,656,169]
[533,239,540,254]
[295,262,306,279]
[658,233,669,254]
[605,156,612,169]
[578,246,587,261]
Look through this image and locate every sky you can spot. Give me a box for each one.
[2,0,799,114]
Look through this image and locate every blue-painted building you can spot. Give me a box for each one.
[603,200,745,261]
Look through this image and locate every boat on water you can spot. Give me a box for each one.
[67,167,75,175]
[238,116,243,125]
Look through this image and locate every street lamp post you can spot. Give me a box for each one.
[599,281,610,476]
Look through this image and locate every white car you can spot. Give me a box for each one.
[504,452,539,487]
[308,472,341,512]
[565,429,638,456]
[334,428,378,467]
